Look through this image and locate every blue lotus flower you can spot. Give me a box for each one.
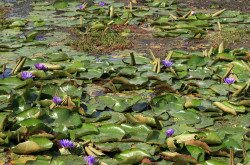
[162,60,173,67]
[52,96,63,105]
[34,63,47,70]
[224,77,235,85]
[35,35,45,41]
[0,68,12,79]
[99,1,106,7]
[166,128,175,137]
[84,156,96,165]
[79,4,86,10]
[21,71,34,80]
[58,139,74,148]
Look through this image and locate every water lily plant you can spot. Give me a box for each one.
[224,77,235,100]
[166,128,175,137]
[79,4,86,10]
[34,63,47,70]
[162,60,173,68]
[52,96,63,105]
[224,77,235,85]
[35,35,45,41]
[58,139,74,149]
[21,71,34,80]
[84,155,96,165]
[99,1,106,7]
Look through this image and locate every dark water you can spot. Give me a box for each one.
[2,0,33,18]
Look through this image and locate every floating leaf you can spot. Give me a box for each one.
[116,148,150,164]
[12,137,53,154]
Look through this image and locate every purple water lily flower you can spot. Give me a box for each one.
[224,77,235,85]
[58,139,74,148]
[84,156,96,165]
[99,1,106,7]
[166,128,175,137]
[162,60,173,67]
[21,71,34,80]
[34,63,47,70]
[79,4,86,10]
[35,35,45,41]
[52,96,63,105]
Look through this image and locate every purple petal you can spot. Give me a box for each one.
[59,139,74,148]
[34,63,47,70]
[52,96,63,105]
[224,77,235,85]
[99,1,106,7]
[84,156,96,165]
[79,4,85,10]
[35,35,45,41]
[162,60,173,67]
[21,71,34,80]
[166,128,175,137]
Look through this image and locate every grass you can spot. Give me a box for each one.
[67,28,131,54]
[0,7,10,30]
[206,26,250,46]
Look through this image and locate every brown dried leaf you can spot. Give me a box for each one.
[161,151,198,164]
[141,158,152,165]
[185,140,211,153]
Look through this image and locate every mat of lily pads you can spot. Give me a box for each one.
[0,0,250,165]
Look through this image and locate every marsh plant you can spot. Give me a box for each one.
[206,27,250,46]
[68,28,131,54]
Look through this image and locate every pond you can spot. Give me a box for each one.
[0,0,249,164]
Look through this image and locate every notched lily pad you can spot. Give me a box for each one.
[12,137,53,154]
[116,148,151,164]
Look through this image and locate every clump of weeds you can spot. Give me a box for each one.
[206,26,250,47]
[0,7,11,30]
[67,27,131,54]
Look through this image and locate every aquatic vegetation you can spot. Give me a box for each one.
[79,4,86,10]
[162,60,174,67]
[21,71,34,80]
[52,96,63,105]
[84,156,96,165]
[0,7,10,30]
[35,35,46,41]
[68,29,131,53]
[166,128,175,137]
[224,77,235,85]
[98,1,106,7]
[0,0,249,164]
[59,139,74,148]
[206,27,250,47]
[34,63,47,70]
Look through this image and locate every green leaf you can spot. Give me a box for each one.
[0,77,27,88]
[80,69,103,80]
[171,109,200,125]
[129,76,148,86]
[186,145,205,162]
[16,108,41,122]
[203,159,227,165]
[151,93,183,115]
[53,1,68,9]
[81,124,126,142]
[116,148,150,164]
[49,108,82,129]
[187,56,209,68]
[0,112,9,131]
[121,123,152,142]
[198,131,222,145]
[69,123,99,139]
[12,137,53,154]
